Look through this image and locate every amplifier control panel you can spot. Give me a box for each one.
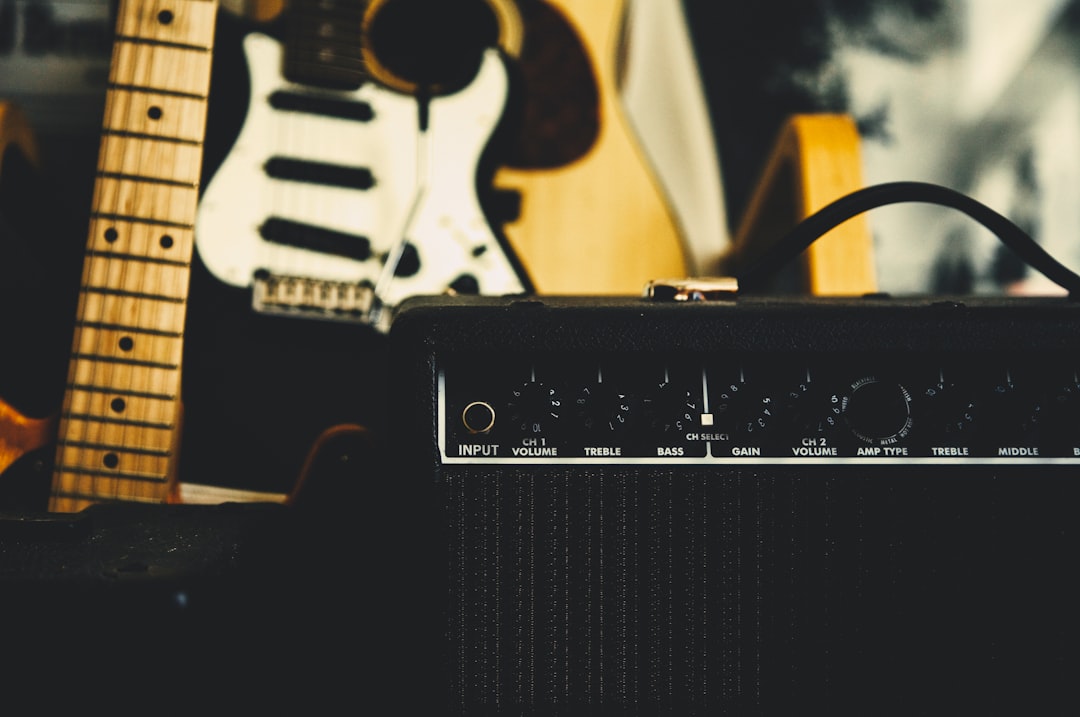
[438,351,1080,464]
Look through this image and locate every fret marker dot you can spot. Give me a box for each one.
[111,398,126,413]
[158,10,174,24]
[119,336,134,352]
[103,453,119,469]
[148,106,163,120]
[104,227,119,243]
[160,234,174,249]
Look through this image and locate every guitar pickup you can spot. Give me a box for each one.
[252,271,389,330]
[264,157,375,190]
[268,91,374,121]
[259,217,373,261]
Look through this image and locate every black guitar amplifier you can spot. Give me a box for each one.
[384,184,1080,714]
[386,287,1080,714]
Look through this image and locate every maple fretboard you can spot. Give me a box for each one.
[49,0,218,512]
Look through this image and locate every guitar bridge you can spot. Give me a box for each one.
[252,271,391,330]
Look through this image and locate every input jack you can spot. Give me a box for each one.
[462,401,496,434]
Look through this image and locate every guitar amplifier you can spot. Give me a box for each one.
[385,289,1080,714]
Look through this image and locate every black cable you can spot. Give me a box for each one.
[735,180,1080,300]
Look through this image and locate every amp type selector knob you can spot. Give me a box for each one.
[839,376,913,445]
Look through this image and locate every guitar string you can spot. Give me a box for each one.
[127,2,151,505]
[108,0,144,506]
[154,0,212,504]
[372,103,430,327]
[81,0,129,507]
[266,3,381,307]
[270,21,307,295]
[112,1,148,506]
[267,6,305,294]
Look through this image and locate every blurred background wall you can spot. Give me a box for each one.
[684,0,1080,295]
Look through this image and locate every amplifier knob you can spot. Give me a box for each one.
[839,376,913,445]
[771,372,819,438]
[571,383,640,434]
[944,372,1040,446]
[713,373,785,437]
[1039,379,1080,450]
[713,376,755,432]
[977,374,1039,444]
[506,380,562,435]
[916,373,976,440]
[643,381,698,434]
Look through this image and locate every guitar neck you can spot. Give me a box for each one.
[49,0,219,513]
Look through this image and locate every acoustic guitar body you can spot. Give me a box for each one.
[492,0,688,294]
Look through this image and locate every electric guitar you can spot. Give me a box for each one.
[195,0,529,330]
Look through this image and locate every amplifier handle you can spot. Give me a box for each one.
[736,180,1080,301]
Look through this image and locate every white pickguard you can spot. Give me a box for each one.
[195,34,527,323]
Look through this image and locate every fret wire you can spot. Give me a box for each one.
[96,171,199,189]
[53,470,169,486]
[107,84,209,101]
[75,319,185,337]
[102,127,203,143]
[59,440,173,457]
[69,354,180,371]
[80,286,187,303]
[62,415,174,431]
[113,34,214,52]
[90,211,194,229]
[85,250,191,268]
[67,383,176,401]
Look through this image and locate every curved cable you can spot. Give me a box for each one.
[735,180,1080,299]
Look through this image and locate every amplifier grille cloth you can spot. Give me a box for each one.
[434,467,1066,713]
